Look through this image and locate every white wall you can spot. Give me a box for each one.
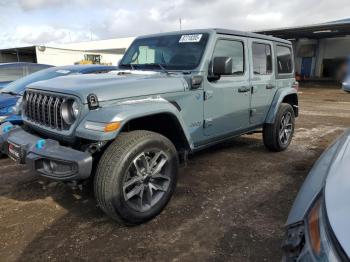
[35,47,122,66]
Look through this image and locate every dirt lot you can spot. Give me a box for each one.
[1,83,349,262]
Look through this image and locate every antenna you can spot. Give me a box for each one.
[179,17,182,31]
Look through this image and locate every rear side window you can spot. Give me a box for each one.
[213,39,244,75]
[277,46,293,74]
[252,43,272,75]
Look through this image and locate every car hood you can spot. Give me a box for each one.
[0,94,19,109]
[325,129,350,257]
[27,71,187,103]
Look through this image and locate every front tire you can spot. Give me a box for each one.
[263,103,295,152]
[94,130,178,225]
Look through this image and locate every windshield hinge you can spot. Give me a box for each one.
[204,91,213,101]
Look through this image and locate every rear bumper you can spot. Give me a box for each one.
[0,122,92,181]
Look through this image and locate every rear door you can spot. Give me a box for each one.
[249,39,276,125]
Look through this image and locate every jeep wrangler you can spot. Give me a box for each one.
[0,29,298,225]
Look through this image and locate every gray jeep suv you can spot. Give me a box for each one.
[0,29,298,225]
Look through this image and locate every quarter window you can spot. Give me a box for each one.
[277,46,293,74]
[252,43,272,75]
[212,39,244,75]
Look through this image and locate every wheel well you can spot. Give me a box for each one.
[121,113,190,151]
[282,94,298,117]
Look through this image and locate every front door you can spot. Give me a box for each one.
[203,37,251,137]
[249,39,276,125]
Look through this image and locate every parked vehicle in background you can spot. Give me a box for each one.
[342,56,350,93]
[343,79,350,93]
[282,130,350,261]
[0,29,298,225]
[0,64,118,125]
[0,62,52,89]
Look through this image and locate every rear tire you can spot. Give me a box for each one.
[263,103,295,152]
[94,130,178,225]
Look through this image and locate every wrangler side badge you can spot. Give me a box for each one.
[87,94,99,110]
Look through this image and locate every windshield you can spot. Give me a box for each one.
[1,68,77,95]
[0,64,51,82]
[120,33,209,71]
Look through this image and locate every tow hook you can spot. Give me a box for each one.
[281,223,305,260]
[86,141,107,154]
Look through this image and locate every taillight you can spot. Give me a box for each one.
[292,81,299,91]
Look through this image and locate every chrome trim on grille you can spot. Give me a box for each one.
[24,90,73,130]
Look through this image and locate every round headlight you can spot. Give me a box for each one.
[61,100,79,125]
[72,101,79,118]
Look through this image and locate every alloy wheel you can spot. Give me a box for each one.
[122,150,171,212]
[279,111,293,145]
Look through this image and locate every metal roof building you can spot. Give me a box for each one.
[0,37,135,66]
[257,18,350,80]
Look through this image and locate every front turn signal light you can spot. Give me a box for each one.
[308,200,321,255]
[85,121,121,132]
[104,122,121,132]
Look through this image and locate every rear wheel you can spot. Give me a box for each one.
[94,130,178,225]
[263,103,295,152]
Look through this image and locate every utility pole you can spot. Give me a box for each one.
[179,18,182,31]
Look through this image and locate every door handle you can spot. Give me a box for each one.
[238,86,251,93]
[266,84,275,89]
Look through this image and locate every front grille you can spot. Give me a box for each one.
[24,90,71,130]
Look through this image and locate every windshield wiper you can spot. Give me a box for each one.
[119,63,136,70]
[1,91,18,96]
[143,63,169,74]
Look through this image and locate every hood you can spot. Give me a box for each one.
[0,93,19,109]
[27,71,187,103]
[325,130,350,257]
[0,81,11,89]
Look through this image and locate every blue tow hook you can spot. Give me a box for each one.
[2,125,13,133]
[36,139,46,149]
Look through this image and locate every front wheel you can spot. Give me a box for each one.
[263,103,295,152]
[94,130,178,225]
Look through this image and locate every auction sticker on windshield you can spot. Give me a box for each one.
[179,34,203,43]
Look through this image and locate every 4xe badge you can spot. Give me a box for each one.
[87,93,99,110]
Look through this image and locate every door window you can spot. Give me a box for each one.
[277,46,293,74]
[212,39,244,76]
[252,43,272,75]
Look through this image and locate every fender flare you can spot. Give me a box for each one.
[75,98,193,148]
[265,88,298,124]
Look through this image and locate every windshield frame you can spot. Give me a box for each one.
[119,32,210,72]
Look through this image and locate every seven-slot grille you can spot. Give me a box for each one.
[24,90,71,130]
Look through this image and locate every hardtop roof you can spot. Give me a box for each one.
[136,28,291,45]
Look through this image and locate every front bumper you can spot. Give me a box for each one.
[0,123,92,181]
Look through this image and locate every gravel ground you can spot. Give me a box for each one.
[0,83,349,262]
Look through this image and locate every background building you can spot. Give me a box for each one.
[0,37,135,66]
[1,18,349,78]
[258,18,350,80]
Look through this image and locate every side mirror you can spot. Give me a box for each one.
[213,57,232,76]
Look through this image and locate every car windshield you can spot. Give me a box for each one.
[120,33,209,71]
[0,64,51,83]
[1,68,78,95]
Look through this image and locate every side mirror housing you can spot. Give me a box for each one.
[213,57,232,76]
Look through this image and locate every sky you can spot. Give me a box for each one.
[0,0,349,48]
